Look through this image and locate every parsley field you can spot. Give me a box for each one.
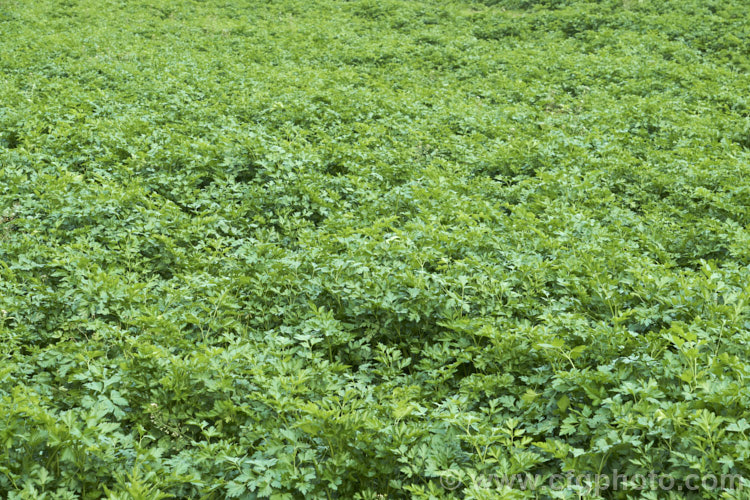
[1,0,750,498]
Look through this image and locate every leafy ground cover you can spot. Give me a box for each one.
[1,0,750,498]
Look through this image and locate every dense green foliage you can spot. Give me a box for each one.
[1,0,750,498]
